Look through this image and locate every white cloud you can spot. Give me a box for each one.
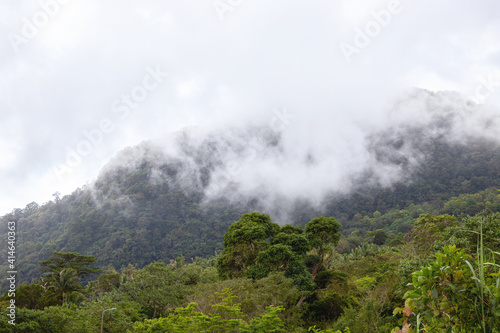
[1,0,500,215]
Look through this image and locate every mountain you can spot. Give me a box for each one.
[1,90,500,290]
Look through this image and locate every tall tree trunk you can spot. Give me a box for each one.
[296,295,307,307]
[296,288,324,307]
[311,263,321,281]
[296,262,323,307]
[152,303,157,319]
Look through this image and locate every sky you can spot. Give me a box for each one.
[1,0,500,216]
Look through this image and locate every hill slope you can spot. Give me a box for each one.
[1,90,500,288]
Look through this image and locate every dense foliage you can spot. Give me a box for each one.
[0,123,500,331]
[1,134,500,289]
[1,202,499,331]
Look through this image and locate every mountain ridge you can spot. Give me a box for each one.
[2,90,500,289]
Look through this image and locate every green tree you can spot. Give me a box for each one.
[128,289,285,333]
[304,217,341,279]
[11,282,58,309]
[368,229,388,246]
[0,307,63,333]
[39,251,100,281]
[409,214,458,257]
[47,268,83,305]
[400,244,500,331]
[96,267,121,294]
[436,213,500,254]
[121,261,184,318]
[279,224,305,235]
[222,212,280,248]
[247,244,300,280]
[295,217,342,307]
[305,217,341,258]
[271,232,311,255]
[217,213,280,279]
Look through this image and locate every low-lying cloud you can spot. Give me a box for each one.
[1,0,500,215]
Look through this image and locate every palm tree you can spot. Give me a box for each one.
[47,268,83,305]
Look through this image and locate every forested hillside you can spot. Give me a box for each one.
[1,107,500,330]
[326,138,500,235]
[1,207,500,331]
[0,159,247,289]
[3,0,499,330]
[1,126,500,290]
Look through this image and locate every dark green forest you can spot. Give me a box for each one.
[1,128,500,331]
[1,133,499,289]
[1,205,500,331]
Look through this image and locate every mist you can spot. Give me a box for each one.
[87,87,496,223]
[1,0,500,216]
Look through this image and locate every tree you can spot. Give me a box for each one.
[11,283,57,310]
[222,212,280,248]
[96,272,121,294]
[270,232,311,255]
[436,213,500,255]
[217,212,280,279]
[23,201,39,215]
[279,224,305,235]
[304,217,341,278]
[218,213,343,309]
[305,217,341,257]
[0,307,64,333]
[368,229,388,246]
[129,289,285,333]
[53,191,61,200]
[121,261,184,318]
[295,217,342,307]
[47,269,83,305]
[408,214,458,257]
[400,244,500,331]
[39,251,100,281]
[247,244,300,280]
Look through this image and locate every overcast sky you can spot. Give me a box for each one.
[1,0,500,216]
